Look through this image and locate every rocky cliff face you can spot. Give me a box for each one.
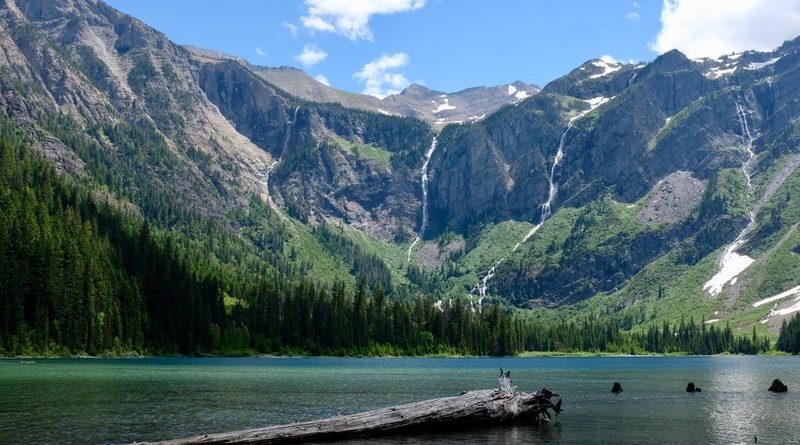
[426,40,800,307]
[0,0,274,220]
[5,0,800,329]
[0,0,434,241]
[193,58,433,239]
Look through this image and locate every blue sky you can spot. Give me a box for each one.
[105,0,800,97]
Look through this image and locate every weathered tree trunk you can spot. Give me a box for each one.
[135,388,561,445]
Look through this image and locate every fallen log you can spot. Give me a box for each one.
[135,387,562,445]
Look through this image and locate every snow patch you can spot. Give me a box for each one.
[589,59,622,79]
[705,66,737,79]
[432,97,456,114]
[755,285,800,322]
[377,108,392,116]
[704,319,720,324]
[752,285,800,308]
[507,84,517,96]
[745,57,780,70]
[586,96,611,108]
[514,90,529,102]
[773,300,800,317]
[703,247,754,297]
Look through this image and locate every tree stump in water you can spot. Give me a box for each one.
[768,379,788,393]
[686,382,702,393]
[134,382,562,444]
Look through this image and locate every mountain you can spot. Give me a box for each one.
[381,81,540,126]
[422,41,800,333]
[196,45,541,128]
[0,0,799,357]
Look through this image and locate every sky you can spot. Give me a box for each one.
[105,0,800,98]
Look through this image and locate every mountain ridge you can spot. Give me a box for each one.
[2,0,800,347]
[183,44,540,127]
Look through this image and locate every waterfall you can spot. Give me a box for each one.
[264,106,300,221]
[540,122,574,221]
[469,124,572,305]
[703,101,758,296]
[468,97,610,306]
[408,137,438,261]
[282,106,300,155]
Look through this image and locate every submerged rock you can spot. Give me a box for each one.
[768,378,788,393]
[611,382,623,393]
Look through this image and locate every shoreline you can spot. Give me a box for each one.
[0,350,792,360]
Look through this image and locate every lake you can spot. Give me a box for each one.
[1,356,798,444]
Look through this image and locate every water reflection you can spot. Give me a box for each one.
[707,357,795,444]
[709,358,758,443]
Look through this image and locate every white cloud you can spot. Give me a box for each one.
[626,11,640,20]
[301,15,336,33]
[651,0,800,58]
[632,1,641,8]
[282,21,299,38]
[296,44,328,66]
[314,74,331,86]
[255,46,266,57]
[300,0,426,41]
[354,52,411,98]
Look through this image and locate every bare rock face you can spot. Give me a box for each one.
[194,57,433,240]
[0,0,433,241]
[0,0,276,220]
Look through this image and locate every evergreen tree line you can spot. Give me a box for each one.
[778,314,800,354]
[314,222,393,294]
[0,115,774,357]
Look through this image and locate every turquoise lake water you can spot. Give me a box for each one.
[1,356,798,444]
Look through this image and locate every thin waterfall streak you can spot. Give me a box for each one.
[703,100,758,296]
[408,137,438,262]
[469,99,606,304]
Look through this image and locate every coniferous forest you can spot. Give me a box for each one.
[0,112,786,357]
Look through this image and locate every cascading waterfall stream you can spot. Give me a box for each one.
[264,106,300,221]
[264,160,285,219]
[703,101,758,296]
[407,137,438,261]
[469,122,572,304]
[468,99,609,308]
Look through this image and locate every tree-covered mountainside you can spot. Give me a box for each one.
[1,0,800,356]
[0,120,770,356]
